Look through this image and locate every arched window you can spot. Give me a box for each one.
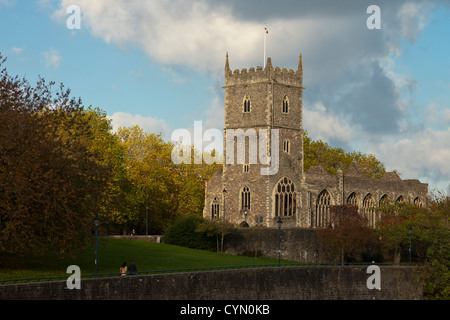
[362,194,375,227]
[396,195,405,204]
[347,192,358,206]
[211,197,220,220]
[414,197,422,208]
[313,190,331,228]
[282,95,289,113]
[274,177,296,217]
[243,95,251,113]
[379,194,389,207]
[241,186,251,211]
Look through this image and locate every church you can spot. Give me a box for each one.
[203,53,428,229]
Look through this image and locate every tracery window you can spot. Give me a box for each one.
[274,177,296,217]
[211,197,220,220]
[362,194,375,227]
[379,194,389,207]
[313,190,331,228]
[243,95,251,113]
[347,192,358,206]
[414,197,422,208]
[282,95,289,113]
[241,186,251,211]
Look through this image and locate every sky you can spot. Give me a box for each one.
[0,0,449,195]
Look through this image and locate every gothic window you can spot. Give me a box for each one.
[243,164,249,173]
[362,194,375,227]
[414,197,422,208]
[313,190,331,228]
[347,192,358,207]
[379,194,389,207]
[274,177,296,217]
[396,195,405,204]
[282,95,289,113]
[241,186,251,211]
[243,95,251,113]
[211,197,220,220]
[283,139,290,154]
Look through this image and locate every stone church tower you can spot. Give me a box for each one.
[204,54,428,229]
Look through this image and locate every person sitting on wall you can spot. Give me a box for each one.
[128,260,137,275]
[120,262,127,276]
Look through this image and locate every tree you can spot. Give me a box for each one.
[316,205,374,264]
[303,131,385,178]
[113,126,220,234]
[196,219,236,254]
[114,126,177,234]
[0,53,116,256]
[376,195,450,299]
[163,215,216,251]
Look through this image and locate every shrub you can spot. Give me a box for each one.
[163,215,216,251]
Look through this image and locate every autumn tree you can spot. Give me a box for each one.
[113,126,220,234]
[316,205,374,264]
[303,131,385,178]
[376,195,450,299]
[196,218,236,254]
[0,53,118,256]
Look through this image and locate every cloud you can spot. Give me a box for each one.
[12,46,24,54]
[372,127,450,190]
[303,102,354,145]
[445,109,450,124]
[42,48,62,69]
[108,112,172,139]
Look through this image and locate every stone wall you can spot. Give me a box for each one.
[105,235,163,243]
[0,266,422,300]
[224,227,323,263]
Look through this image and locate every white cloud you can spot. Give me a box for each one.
[444,109,450,124]
[204,97,224,130]
[53,0,261,74]
[303,102,354,143]
[397,1,432,41]
[12,46,24,54]
[42,48,62,69]
[372,127,450,189]
[108,112,172,139]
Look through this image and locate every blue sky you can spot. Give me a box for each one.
[1,0,449,194]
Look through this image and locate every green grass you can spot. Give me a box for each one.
[0,237,291,282]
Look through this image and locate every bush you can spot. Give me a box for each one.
[163,215,216,251]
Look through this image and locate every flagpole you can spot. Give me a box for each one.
[264,24,267,68]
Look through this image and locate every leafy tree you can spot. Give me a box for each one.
[376,195,450,299]
[316,205,374,264]
[0,53,116,256]
[113,126,220,234]
[114,126,177,234]
[303,131,385,178]
[196,218,236,254]
[163,215,216,250]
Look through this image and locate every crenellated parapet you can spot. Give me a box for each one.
[224,53,303,88]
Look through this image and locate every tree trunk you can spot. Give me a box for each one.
[393,245,401,265]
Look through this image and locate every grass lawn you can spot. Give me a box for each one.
[0,237,291,282]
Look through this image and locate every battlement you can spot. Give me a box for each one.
[224,54,303,88]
